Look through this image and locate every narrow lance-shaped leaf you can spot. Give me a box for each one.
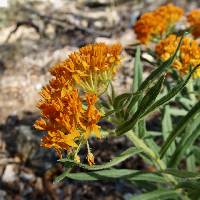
[186,153,196,172]
[116,75,165,135]
[55,169,134,182]
[122,33,185,121]
[177,181,200,199]
[102,93,140,119]
[126,47,143,114]
[177,180,200,190]
[140,64,200,118]
[160,169,200,179]
[138,75,165,113]
[56,167,200,183]
[137,119,146,138]
[59,147,142,171]
[168,121,200,167]
[101,109,116,119]
[133,46,143,92]
[130,189,180,200]
[139,32,186,91]
[126,47,146,137]
[161,105,175,156]
[160,101,200,158]
[112,91,141,118]
[113,93,131,110]
[54,168,166,183]
[110,83,115,104]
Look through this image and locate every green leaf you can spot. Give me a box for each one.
[132,46,143,92]
[147,131,162,136]
[140,64,200,118]
[113,93,131,110]
[162,106,172,140]
[55,169,133,182]
[101,109,116,119]
[137,75,165,113]
[160,169,200,179]
[168,120,200,167]
[123,34,188,123]
[186,154,196,172]
[113,91,142,111]
[116,75,165,135]
[179,97,193,110]
[139,33,186,91]
[129,189,180,200]
[160,101,200,158]
[55,169,165,183]
[124,94,141,118]
[169,108,187,116]
[144,137,160,156]
[128,172,165,183]
[138,119,146,138]
[193,146,200,164]
[59,147,142,170]
[125,47,143,117]
[177,180,200,190]
[110,83,116,104]
[161,106,175,156]
[177,180,200,200]
[106,83,116,107]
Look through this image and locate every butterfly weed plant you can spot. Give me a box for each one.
[34,4,200,200]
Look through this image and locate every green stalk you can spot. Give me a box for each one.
[187,79,196,103]
[126,131,191,199]
[126,131,176,185]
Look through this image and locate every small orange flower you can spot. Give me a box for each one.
[134,12,164,44]
[187,9,200,38]
[134,4,183,44]
[83,93,101,139]
[41,130,78,158]
[74,155,81,163]
[154,3,183,24]
[34,83,102,158]
[156,34,200,78]
[34,84,83,157]
[155,34,178,61]
[87,152,95,166]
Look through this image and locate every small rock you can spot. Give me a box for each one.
[0,61,6,75]
[0,190,7,200]
[35,177,43,191]
[2,164,18,183]
[16,125,39,161]
[119,29,136,46]
[95,37,116,44]
[20,171,35,182]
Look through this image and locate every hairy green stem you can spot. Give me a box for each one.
[187,79,196,102]
[126,131,177,184]
[126,131,191,199]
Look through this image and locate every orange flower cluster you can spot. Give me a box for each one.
[156,34,200,78]
[34,84,101,158]
[34,43,122,163]
[187,10,200,38]
[50,43,122,94]
[134,4,183,44]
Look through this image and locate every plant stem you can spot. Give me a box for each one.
[126,132,191,199]
[126,131,177,185]
[187,79,196,102]
[86,141,91,153]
